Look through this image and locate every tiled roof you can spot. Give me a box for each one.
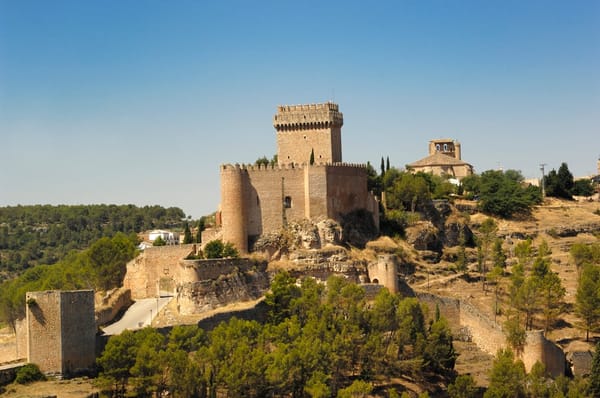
[408,152,472,168]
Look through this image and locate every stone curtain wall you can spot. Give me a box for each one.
[123,244,196,299]
[415,291,566,376]
[123,245,264,301]
[220,163,377,254]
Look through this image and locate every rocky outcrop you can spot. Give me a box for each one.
[254,217,365,259]
[405,200,473,253]
[406,221,443,252]
[546,222,600,237]
[177,268,270,314]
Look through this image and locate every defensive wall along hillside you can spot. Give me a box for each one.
[416,291,566,377]
[123,244,260,299]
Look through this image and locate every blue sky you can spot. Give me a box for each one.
[1,1,598,218]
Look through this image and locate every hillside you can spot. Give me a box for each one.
[1,197,599,397]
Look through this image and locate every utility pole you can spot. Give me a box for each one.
[540,163,547,198]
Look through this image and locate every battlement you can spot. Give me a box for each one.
[273,102,343,131]
[221,162,367,172]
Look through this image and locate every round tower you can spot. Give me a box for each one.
[220,165,248,253]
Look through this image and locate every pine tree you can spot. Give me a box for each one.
[590,342,600,397]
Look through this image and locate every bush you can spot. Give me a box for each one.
[15,363,46,384]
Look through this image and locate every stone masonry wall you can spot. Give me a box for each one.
[123,244,196,299]
[415,291,565,375]
[59,290,96,375]
[26,290,95,376]
[26,291,62,374]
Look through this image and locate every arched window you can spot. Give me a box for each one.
[443,143,448,151]
[284,196,292,208]
[436,144,441,151]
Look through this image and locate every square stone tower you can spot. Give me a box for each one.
[25,290,96,376]
[273,102,343,165]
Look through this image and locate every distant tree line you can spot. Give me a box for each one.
[0,204,186,279]
[0,232,138,328]
[96,273,457,397]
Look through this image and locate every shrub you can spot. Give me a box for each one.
[15,363,46,384]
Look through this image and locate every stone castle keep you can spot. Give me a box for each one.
[219,102,379,253]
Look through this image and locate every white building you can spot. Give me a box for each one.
[148,229,180,245]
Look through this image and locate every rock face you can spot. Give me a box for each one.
[405,200,474,252]
[406,221,442,252]
[254,217,357,258]
[177,268,270,314]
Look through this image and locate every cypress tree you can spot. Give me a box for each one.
[310,148,315,165]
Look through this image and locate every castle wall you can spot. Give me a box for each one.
[414,291,565,376]
[15,317,27,361]
[122,244,196,299]
[244,165,307,238]
[305,166,328,219]
[325,165,371,218]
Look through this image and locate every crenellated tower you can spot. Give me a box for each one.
[273,102,343,165]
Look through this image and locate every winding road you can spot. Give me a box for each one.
[102,296,173,335]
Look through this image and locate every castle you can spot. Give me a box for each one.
[219,102,379,253]
[407,138,473,180]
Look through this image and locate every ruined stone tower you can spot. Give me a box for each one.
[274,102,343,165]
[25,290,95,376]
[219,102,379,254]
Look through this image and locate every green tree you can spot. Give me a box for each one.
[310,148,315,165]
[182,222,193,244]
[572,179,594,197]
[478,170,541,217]
[526,361,550,398]
[545,163,574,199]
[153,235,166,246]
[478,218,498,292]
[448,374,477,398]
[255,155,269,166]
[484,348,526,398]
[337,380,373,398]
[204,239,225,259]
[221,242,239,258]
[265,270,301,323]
[589,341,600,397]
[575,264,600,341]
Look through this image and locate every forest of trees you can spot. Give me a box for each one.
[0,204,186,279]
[0,232,138,328]
[96,273,457,397]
